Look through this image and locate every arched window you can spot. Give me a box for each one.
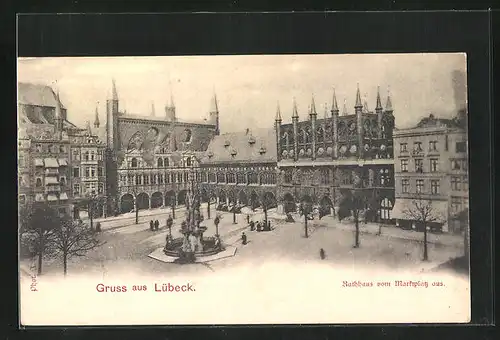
[298,129,305,144]
[186,157,192,167]
[84,151,90,161]
[131,158,138,168]
[164,158,169,167]
[317,127,324,143]
[157,158,163,167]
[36,178,42,187]
[90,151,95,161]
[60,177,66,187]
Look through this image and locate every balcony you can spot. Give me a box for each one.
[45,185,61,193]
[45,168,59,175]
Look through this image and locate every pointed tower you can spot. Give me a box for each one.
[165,89,176,122]
[309,94,317,160]
[275,101,282,160]
[385,88,394,114]
[342,98,348,116]
[94,105,100,128]
[331,89,339,159]
[86,120,92,135]
[54,89,64,140]
[151,101,155,117]
[363,93,369,113]
[106,79,119,149]
[292,97,299,161]
[355,84,364,158]
[209,91,220,135]
[375,86,384,139]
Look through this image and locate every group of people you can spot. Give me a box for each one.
[248,220,272,232]
[150,219,160,231]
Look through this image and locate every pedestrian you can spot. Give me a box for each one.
[149,220,154,231]
[241,232,247,245]
[256,221,261,232]
[246,215,250,224]
[154,220,159,231]
[320,248,326,260]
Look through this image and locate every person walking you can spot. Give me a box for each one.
[154,219,159,231]
[149,220,154,231]
[320,248,326,260]
[241,232,247,245]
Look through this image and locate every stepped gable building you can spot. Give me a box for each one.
[102,80,220,214]
[391,111,468,233]
[17,82,106,217]
[275,85,396,220]
[199,127,278,210]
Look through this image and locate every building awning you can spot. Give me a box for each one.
[34,159,44,167]
[35,193,45,202]
[59,192,68,200]
[391,198,447,223]
[47,194,58,201]
[58,158,68,166]
[45,177,59,185]
[44,158,59,168]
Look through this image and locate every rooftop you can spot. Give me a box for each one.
[18,82,65,108]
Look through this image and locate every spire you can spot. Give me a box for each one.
[324,103,328,119]
[54,89,62,119]
[355,83,363,108]
[168,79,175,108]
[275,101,282,121]
[331,88,339,113]
[86,120,92,135]
[342,98,348,115]
[375,86,383,111]
[386,86,393,112]
[151,101,155,117]
[94,104,100,128]
[111,78,118,101]
[310,94,317,115]
[292,97,299,119]
[210,92,219,113]
[363,93,369,113]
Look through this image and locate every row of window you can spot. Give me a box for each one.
[399,140,466,154]
[119,172,194,186]
[451,176,469,191]
[34,177,67,187]
[72,149,104,161]
[207,172,276,185]
[401,178,440,194]
[451,196,469,214]
[127,157,195,169]
[400,158,439,172]
[35,144,67,154]
[73,166,104,178]
[73,182,105,196]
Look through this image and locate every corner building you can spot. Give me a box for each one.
[275,85,396,221]
[101,80,219,214]
[391,112,468,233]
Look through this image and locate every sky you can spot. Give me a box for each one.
[17,54,467,132]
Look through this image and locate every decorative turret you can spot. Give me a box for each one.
[385,88,394,114]
[376,86,383,138]
[106,78,119,149]
[292,97,299,161]
[309,95,317,160]
[275,101,282,161]
[342,98,348,116]
[331,89,339,159]
[363,93,369,113]
[86,120,92,135]
[165,91,176,122]
[275,101,282,122]
[54,89,64,139]
[354,83,363,114]
[209,91,220,135]
[94,105,100,128]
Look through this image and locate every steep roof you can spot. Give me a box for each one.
[18,82,65,108]
[201,127,277,164]
[415,114,463,129]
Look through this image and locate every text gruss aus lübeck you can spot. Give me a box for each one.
[96,282,195,293]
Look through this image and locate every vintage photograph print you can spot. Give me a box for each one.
[18,54,470,325]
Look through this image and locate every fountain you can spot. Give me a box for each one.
[163,170,224,263]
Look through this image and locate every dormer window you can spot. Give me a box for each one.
[248,136,256,145]
[224,140,230,147]
[207,151,214,158]
[259,147,267,154]
[230,149,237,156]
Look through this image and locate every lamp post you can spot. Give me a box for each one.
[171,196,176,219]
[300,201,312,238]
[206,188,211,219]
[86,190,97,230]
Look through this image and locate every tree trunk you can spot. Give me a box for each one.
[354,212,360,248]
[37,228,43,275]
[135,204,139,224]
[304,214,308,238]
[207,199,211,219]
[264,207,268,226]
[89,202,94,230]
[63,252,68,276]
[423,222,428,261]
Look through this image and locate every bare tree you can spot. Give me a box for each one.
[402,195,444,261]
[19,203,60,275]
[52,218,105,276]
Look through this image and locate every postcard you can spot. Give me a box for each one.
[18,54,470,325]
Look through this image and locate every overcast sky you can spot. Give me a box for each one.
[17,54,466,132]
